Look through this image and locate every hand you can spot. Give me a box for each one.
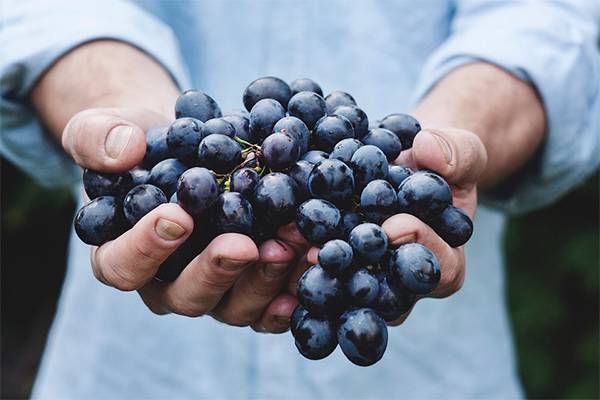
[63,107,299,333]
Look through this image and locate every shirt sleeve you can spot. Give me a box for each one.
[410,0,600,214]
[0,0,191,188]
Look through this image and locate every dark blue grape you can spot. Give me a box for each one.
[287,91,328,130]
[301,150,329,165]
[329,138,364,166]
[348,223,388,266]
[176,167,219,216]
[83,169,134,200]
[166,117,204,166]
[318,239,353,276]
[308,159,355,206]
[324,91,356,113]
[290,303,309,336]
[349,145,389,192]
[273,116,310,155]
[197,134,243,174]
[230,168,260,200]
[123,184,168,225]
[296,264,346,316]
[378,113,421,150]
[361,128,402,162]
[340,210,361,240]
[155,224,212,282]
[222,114,257,144]
[200,117,236,139]
[330,105,369,139]
[261,131,300,171]
[372,271,415,321]
[224,109,250,119]
[337,308,388,367]
[287,160,314,201]
[397,171,452,222]
[211,192,254,235]
[294,313,338,360]
[130,168,150,186]
[74,196,129,246]
[389,243,441,294]
[249,99,286,141]
[143,124,172,169]
[146,158,188,199]
[313,114,355,153]
[360,179,398,224]
[289,77,323,97]
[387,164,413,190]
[428,205,473,247]
[295,199,343,245]
[243,76,292,111]
[253,172,301,227]
[175,89,222,122]
[249,215,277,246]
[347,269,380,307]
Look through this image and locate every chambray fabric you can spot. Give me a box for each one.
[1,1,598,398]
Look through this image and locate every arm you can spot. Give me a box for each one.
[30,40,298,332]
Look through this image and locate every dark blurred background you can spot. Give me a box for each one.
[1,156,599,399]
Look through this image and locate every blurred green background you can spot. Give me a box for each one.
[1,157,599,399]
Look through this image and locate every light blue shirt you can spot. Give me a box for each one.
[1,1,599,399]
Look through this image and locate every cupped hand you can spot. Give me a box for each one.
[64,107,300,333]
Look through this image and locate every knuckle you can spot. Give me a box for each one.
[102,262,143,291]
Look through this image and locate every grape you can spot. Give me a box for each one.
[272,116,310,155]
[197,134,243,174]
[313,114,355,153]
[175,89,222,122]
[83,169,134,201]
[290,303,309,336]
[155,225,212,282]
[378,113,421,150]
[123,184,168,225]
[349,145,389,192]
[253,172,301,227]
[387,164,413,190]
[287,91,328,130]
[294,313,338,360]
[176,167,219,216]
[260,131,300,171]
[296,264,346,316]
[318,239,354,276]
[428,205,473,247]
[372,271,415,321]
[347,269,380,307]
[329,138,363,166]
[397,171,452,222]
[200,117,236,139]
[330,105,369,139]
[361,128,402,162]
[230,168,260,200]
[243,76,292,111]
[147,158,188,198]
[287,160,314,201]
[289,77,323,97]
[130,167,150,187]
[337,308,388,367]
[389,243,441,294]
[166,117,204,166]
[339,210,361,240]
[295,199,343,245]
[222,114,256,144]
[301,150,329,165]
[211,192,254,235]
[324,91,356,113]
[348,223,388,266]
[74,196,129,246]
[143,124,172,168]
[307,158,355,206]
[360,179,398,224]
[249,98,286,141]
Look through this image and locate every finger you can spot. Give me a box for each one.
[138,233,259,317]
[251,293,299,334]
[382,213,465,299]
[276,221,311,254]
[62,107,171,172]
[209,239,296,326]
[92,203,193,291]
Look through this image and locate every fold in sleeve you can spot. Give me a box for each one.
[410,0,600,214]
[0,0,191,188]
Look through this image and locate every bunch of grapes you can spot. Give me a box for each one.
[74,76,474,366]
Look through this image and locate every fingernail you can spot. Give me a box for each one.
[429,132,452,164]
[220,258,250,271]
[105,125,133,159]
[275,316,290,326]
[390,233,417,247]
[155,218,186,240]
[264,262,289,278]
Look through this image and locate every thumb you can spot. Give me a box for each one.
[411,128,488,188]
[62,107,172,172]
